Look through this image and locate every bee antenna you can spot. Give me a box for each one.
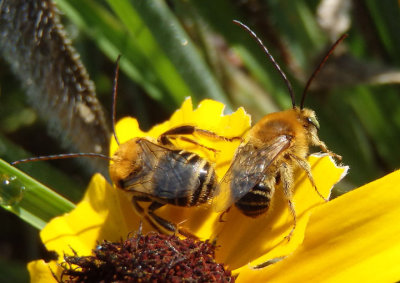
[112,55,122,146]
[11,153,112,166]
[233,20,296,109]
[300,34,348,109]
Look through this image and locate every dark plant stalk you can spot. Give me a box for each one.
[0,0,110,175]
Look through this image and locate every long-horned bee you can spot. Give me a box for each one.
[109,125,238,236]
[107,58,241,236]
[213,20,345,238]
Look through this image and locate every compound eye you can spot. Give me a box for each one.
[307,116,320,129]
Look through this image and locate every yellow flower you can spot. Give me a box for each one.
[28,98,400,282]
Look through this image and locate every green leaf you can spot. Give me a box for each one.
[0,133,84,202]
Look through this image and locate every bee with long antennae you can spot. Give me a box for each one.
[213,20,345,239]
[108,59,241,237]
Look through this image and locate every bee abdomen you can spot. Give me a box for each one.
[166,151,216,207]
[235,183,274,217]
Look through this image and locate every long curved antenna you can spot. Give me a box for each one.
[233,20,296,109]
[112,55,122,146]
[300,34,348,109]
[11,153,112,166]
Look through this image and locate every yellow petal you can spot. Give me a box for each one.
[238,170,400,282]
[41,174,121,257]
[28,260,58,283]
[29,174,144,281]
[110,117,144,156]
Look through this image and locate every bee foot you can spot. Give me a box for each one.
[218,208,231,223]
[284,228,295,242]
[177,227,199,240]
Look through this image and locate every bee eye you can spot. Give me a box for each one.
[307,116,320,129]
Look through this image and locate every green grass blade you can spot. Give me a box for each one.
[0,133,84,202]
[0,159,75,230]
[109,0,230,107]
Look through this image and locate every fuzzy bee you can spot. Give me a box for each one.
[109,125,230,236]
[213,21,344,238]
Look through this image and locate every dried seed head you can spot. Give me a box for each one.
[60,232,234,282]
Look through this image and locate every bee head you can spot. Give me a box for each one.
[301,108,320,129]
[297,108,320,139]
[109,138,143,189]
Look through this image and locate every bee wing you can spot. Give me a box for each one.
[213,135,291,212]
[119,139,168,194]
[137,139,170,168]
[127,139,203,199]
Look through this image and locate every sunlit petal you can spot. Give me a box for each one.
[28,260,58,283]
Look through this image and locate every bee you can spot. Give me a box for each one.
[213,21,345,238]
[109,125,237,237]
[106,58,242,237]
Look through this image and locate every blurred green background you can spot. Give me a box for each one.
[1,0,400,281]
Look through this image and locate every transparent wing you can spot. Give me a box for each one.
[213,135,291,212]
[125,139,202,199]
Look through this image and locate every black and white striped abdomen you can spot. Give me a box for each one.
[152,150,217,207]
[235,181,275,217]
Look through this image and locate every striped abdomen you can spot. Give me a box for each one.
[235,182,274,217]
[152,150,217,207]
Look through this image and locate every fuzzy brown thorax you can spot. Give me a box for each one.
[244,107,320,161]
[109,138,144,189]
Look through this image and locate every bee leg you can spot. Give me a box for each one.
[147,201,199,239]
[192,128,243,142]
[158,126,242,148]
[131,195,151,215]
[289,154,328,202]
[285,199,297,241]
[250,256,286,269]
[160,125,242,142]
[131,195,164,233]
[218,207,231,222]
[158,126,199,145]
[311,136,342,161]
[158,126,218,153]
[280,163,296,241]
[175,136,220,153]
